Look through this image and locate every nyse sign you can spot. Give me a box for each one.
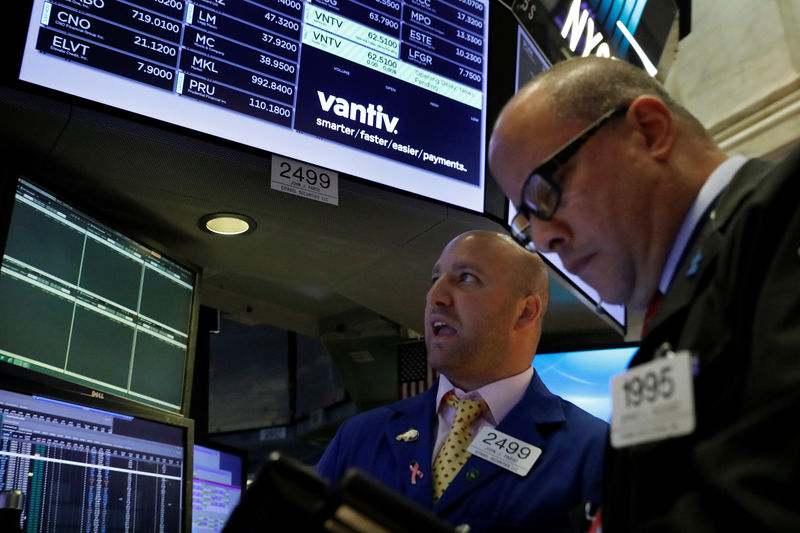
[513,0,665,75]
[560,0,611,57]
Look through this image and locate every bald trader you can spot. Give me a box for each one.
[317,230,607,532]
[489,56,800,531]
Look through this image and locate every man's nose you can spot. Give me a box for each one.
[426,277,452,307]
[530,216,570,254]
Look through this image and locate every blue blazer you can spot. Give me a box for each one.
[317,372,607,532]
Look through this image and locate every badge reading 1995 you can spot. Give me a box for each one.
[610,351,696,448]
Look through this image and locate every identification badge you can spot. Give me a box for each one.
[467,427,542,476]
[610,351,696,448]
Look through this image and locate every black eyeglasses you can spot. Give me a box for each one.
[510,106,628,250]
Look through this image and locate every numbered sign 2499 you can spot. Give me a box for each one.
[271,155,339,205]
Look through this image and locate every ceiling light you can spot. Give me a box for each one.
[199,213,256,236]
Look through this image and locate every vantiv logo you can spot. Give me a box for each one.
[317,91,400,133]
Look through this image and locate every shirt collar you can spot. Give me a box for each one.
[659,155,748,293]
[436,366,534,425]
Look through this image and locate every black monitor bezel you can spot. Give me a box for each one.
[0,362,196,533]
[536,340,640,356]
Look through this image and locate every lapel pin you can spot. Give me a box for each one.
[396,428,419,442]
[465,468,481,482]
[409,461,424,485]
[686,251,703,277]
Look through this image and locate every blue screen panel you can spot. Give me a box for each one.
[532,346,638,421]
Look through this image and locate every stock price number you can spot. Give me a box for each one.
[264,11,300,31]
[374,0,400,10]
[367,51,397,70]
[251,75,294,95]
[248,97,291,118]
[622,366,675,408]
[137,61,173,79]
[134,35,177,56]
[278,162,331,189]
[260,54,296,73]
[455,47,482,65]
[276,0,303,12]
[367,31,398,50]
[155,0,183,8]
[262,33,299,52]
[456,29,482,47]
[369,11,399,30]
[131,9,180,33]
[481,432,532,459]
[459,67,481,83]
[456,11,483,29]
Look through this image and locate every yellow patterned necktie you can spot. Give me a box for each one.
[432,391,489,503]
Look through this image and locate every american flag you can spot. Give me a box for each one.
[398,341,437,399]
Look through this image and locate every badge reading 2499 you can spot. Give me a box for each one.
[467,427,542,476]
[271,155,339,206]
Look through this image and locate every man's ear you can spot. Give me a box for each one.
[627,95,676,161]
[514,294,542,331]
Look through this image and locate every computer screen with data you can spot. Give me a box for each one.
[14,0,491,212]
[0,177,198,413]
[192,443,246,533]
[0,383,191,531]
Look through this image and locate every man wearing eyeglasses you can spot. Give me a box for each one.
[489,56,800,532]
[317,230,608,532]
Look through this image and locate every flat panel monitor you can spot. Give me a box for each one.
[532,345,638,421]
[12,0,491,212]
[192,442,246,533]
[510,24,626,332]
[0,371,193,532]
[0,176,199,414]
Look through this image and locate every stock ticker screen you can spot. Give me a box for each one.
[18,0,490,211]
[0,387,187,532]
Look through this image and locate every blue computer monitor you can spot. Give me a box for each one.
[533,345,638,421]
[192,442,246,533]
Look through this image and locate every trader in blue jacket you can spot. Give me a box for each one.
[317,230,607,532]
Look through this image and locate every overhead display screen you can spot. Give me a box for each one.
[17,0,490,211]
